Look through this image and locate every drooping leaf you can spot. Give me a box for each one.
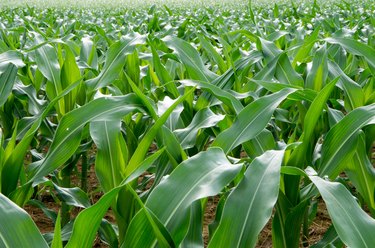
[212,88,296,153]
[125,148,242,246]
[0,193,48,248]
[308,169,375,248]
[174,108,225,149]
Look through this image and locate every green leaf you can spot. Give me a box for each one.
[311,225,343,248]
[212,88,296,153]
[346,132,375,213]
[257,38,282,61]
[53,183,91,208]
[288,78,338,168]
[325,36,375,73]
[51,212,63,248]
[125,148,242,246]
[79,36,98,70]
[150,45,179,98]
[125,87,195,177]
[292,26,320,67]
[275,53,304,87]
[180,79,244,114]
[306,45,328,91]
[86,33,146,91]
[123,186,176,248]
[328,60,364,110]
[2,79,82,196]
[180,201,204,248]
[61,45,81,113]
[243,130,276,158]
[34,36,62,91]
[208,150,284,248]
[318,104,375,178]
[0,193,48,248]
[197,34,227,73]
[163,36,217,82]
[90,121,126,192]
[308,169,375,248]
[174,108,225,149]
[0,50,25,68]
[0,63,17,107]
[29,94,144,184]
[66,149,165,248]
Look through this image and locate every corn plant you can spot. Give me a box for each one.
[0,1,374,247]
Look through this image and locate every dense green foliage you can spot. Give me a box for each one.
[0,0,374,247]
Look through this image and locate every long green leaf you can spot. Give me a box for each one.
[0,63,17,107]
[90,121,126,192]
[328,60,364,110]
[318,103,375,178]
[1,79,83,196]
[180,79,244,113]
[163,36,217,82]
[51,212,63,248]
[308,170,375,248]
[326,36,375,73]
[174,108,224,149]
[125,87,195,177]
[0,193,48,248]
[29,94,144,184]
[86,33,146,91]
[212,88,296,153]
[275,53,303,87]
[208,150,284,248]
[0,50,25,68]
[66,148,165,248]
[125,148,242,246]
[346,132,375,213]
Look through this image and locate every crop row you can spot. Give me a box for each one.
[0,1,374,247]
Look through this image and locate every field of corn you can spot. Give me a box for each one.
[0,0,375,247]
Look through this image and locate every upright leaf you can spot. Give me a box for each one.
[90,121,126,192]
[163,36,217,82]
[28,94,143,183]
[346,133,375,213]
[318,104,375,178]
[0,63,17,107]
[208,150,285,248]
[86,34,146,91]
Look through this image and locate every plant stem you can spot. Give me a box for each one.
[81,152,88,192]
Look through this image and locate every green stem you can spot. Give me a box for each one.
[81,152,88,192]
[302,206,309,247]
[60,162,74,226]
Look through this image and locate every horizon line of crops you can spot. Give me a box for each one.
[0,0,373,11]
[0,0,374,247]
